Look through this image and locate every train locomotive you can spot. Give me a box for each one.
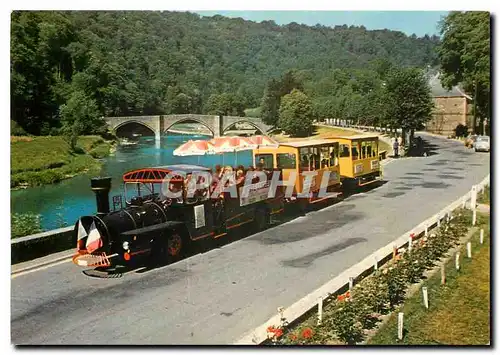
[72,164,284,268]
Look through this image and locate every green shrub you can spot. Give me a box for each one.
[325,300,365,344]
[11,213,42,238]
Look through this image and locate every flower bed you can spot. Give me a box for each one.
[265,208,478,345]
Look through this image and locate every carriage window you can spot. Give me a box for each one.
[361,141,367,159]
[299,147,320,170]
[339,144,350,157]
[255,154,274,169]
[372,141,378,157]
[277,153,296,169]
[320,146,331,168]
[329,145,339,166]
[351,143,359,160]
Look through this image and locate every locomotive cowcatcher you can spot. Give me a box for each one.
[72,164,284,268]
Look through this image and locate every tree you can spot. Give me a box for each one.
[382,67,434,144]
[59,90,102,150]
[205,93,245,116]
[278,89,314,136]
[438,11,490,133]
[260,71,304,126]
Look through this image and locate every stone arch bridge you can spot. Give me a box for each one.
[105,114,272,144]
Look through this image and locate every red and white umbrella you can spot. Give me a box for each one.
[173,139,216,156]
[247,135,279,148]
[209,136,256,153]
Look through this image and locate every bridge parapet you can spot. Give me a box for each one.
[105,114,271,140]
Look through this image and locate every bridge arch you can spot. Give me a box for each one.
[222,120,265,136]
[163,118,215,136]
[113,120,156,137]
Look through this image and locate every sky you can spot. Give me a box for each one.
[195,11,449,37]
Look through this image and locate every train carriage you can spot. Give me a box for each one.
[331,134,383,189]
[253,139,342,204]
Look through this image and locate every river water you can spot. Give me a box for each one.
[10,134,253,231]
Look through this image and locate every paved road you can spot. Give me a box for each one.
[11,134,489,345]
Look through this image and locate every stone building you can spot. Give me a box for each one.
[425,73,472,136]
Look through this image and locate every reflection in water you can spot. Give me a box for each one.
[10,134,252,231]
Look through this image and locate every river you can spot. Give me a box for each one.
[10,134,253,231]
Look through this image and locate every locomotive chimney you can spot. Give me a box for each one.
[91,177,112,215]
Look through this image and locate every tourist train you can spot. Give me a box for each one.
[72,135,382,269]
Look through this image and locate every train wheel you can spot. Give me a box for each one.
[166,232,183,260]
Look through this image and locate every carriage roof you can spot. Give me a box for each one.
[122,164,210,183]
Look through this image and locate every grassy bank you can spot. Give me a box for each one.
[369,216,490,345]
[273,125,391,153]
[11,135,114,188]
[369,188,491,345]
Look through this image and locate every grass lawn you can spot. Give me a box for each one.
[273,125,391,155]
[369,213,490,345]
[11,135,113,188]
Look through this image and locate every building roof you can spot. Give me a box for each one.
[428,72,472,100]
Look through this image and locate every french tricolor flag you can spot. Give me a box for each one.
[85,221,103,253]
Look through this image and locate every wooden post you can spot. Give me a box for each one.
[393,244,397,260]
[467,242,472,258]
[480,229,484,244]
[422,287,429,309]
[374,257,378,271]
[398,312,404,340]
[408,236,412,253]
[472,209,477,226]
[455,252,460,271]
[317,297,323,326]
[441,264,446,284]
[349,277,354,291]
[425,226,428,236]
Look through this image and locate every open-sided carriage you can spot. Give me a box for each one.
[72,164,284,268]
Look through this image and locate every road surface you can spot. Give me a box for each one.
[11,134,490,345]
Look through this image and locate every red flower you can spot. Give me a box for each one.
[345,290,351,298]
[274,329,283,338]
[337,294,345,302]
[289,334,298,341]
[267,325,277,333]
[301,328,313,339]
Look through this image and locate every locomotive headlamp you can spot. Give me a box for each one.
[122,241,130,250]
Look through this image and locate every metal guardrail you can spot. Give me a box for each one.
[234,174,490,344]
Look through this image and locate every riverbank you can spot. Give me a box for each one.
[11,135,115,189]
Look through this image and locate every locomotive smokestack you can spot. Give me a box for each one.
[91,177,112,215]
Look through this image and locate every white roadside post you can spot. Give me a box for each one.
[398,312,404,341]
[317,297,323,326]
[422,287,429,309]
[455,252,460,271]
[349,277,354,291]
[437,216,441,227]
[425,225,428,237]
[467,242,472,258]
[441,264,446,284]
[471,185,477,225]
[480,229,484,244]
[374,256,378,271]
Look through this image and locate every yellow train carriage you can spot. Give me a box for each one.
[331,134,382,188]
[253,139,341,203]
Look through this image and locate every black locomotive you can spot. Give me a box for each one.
[73,164,284,268]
